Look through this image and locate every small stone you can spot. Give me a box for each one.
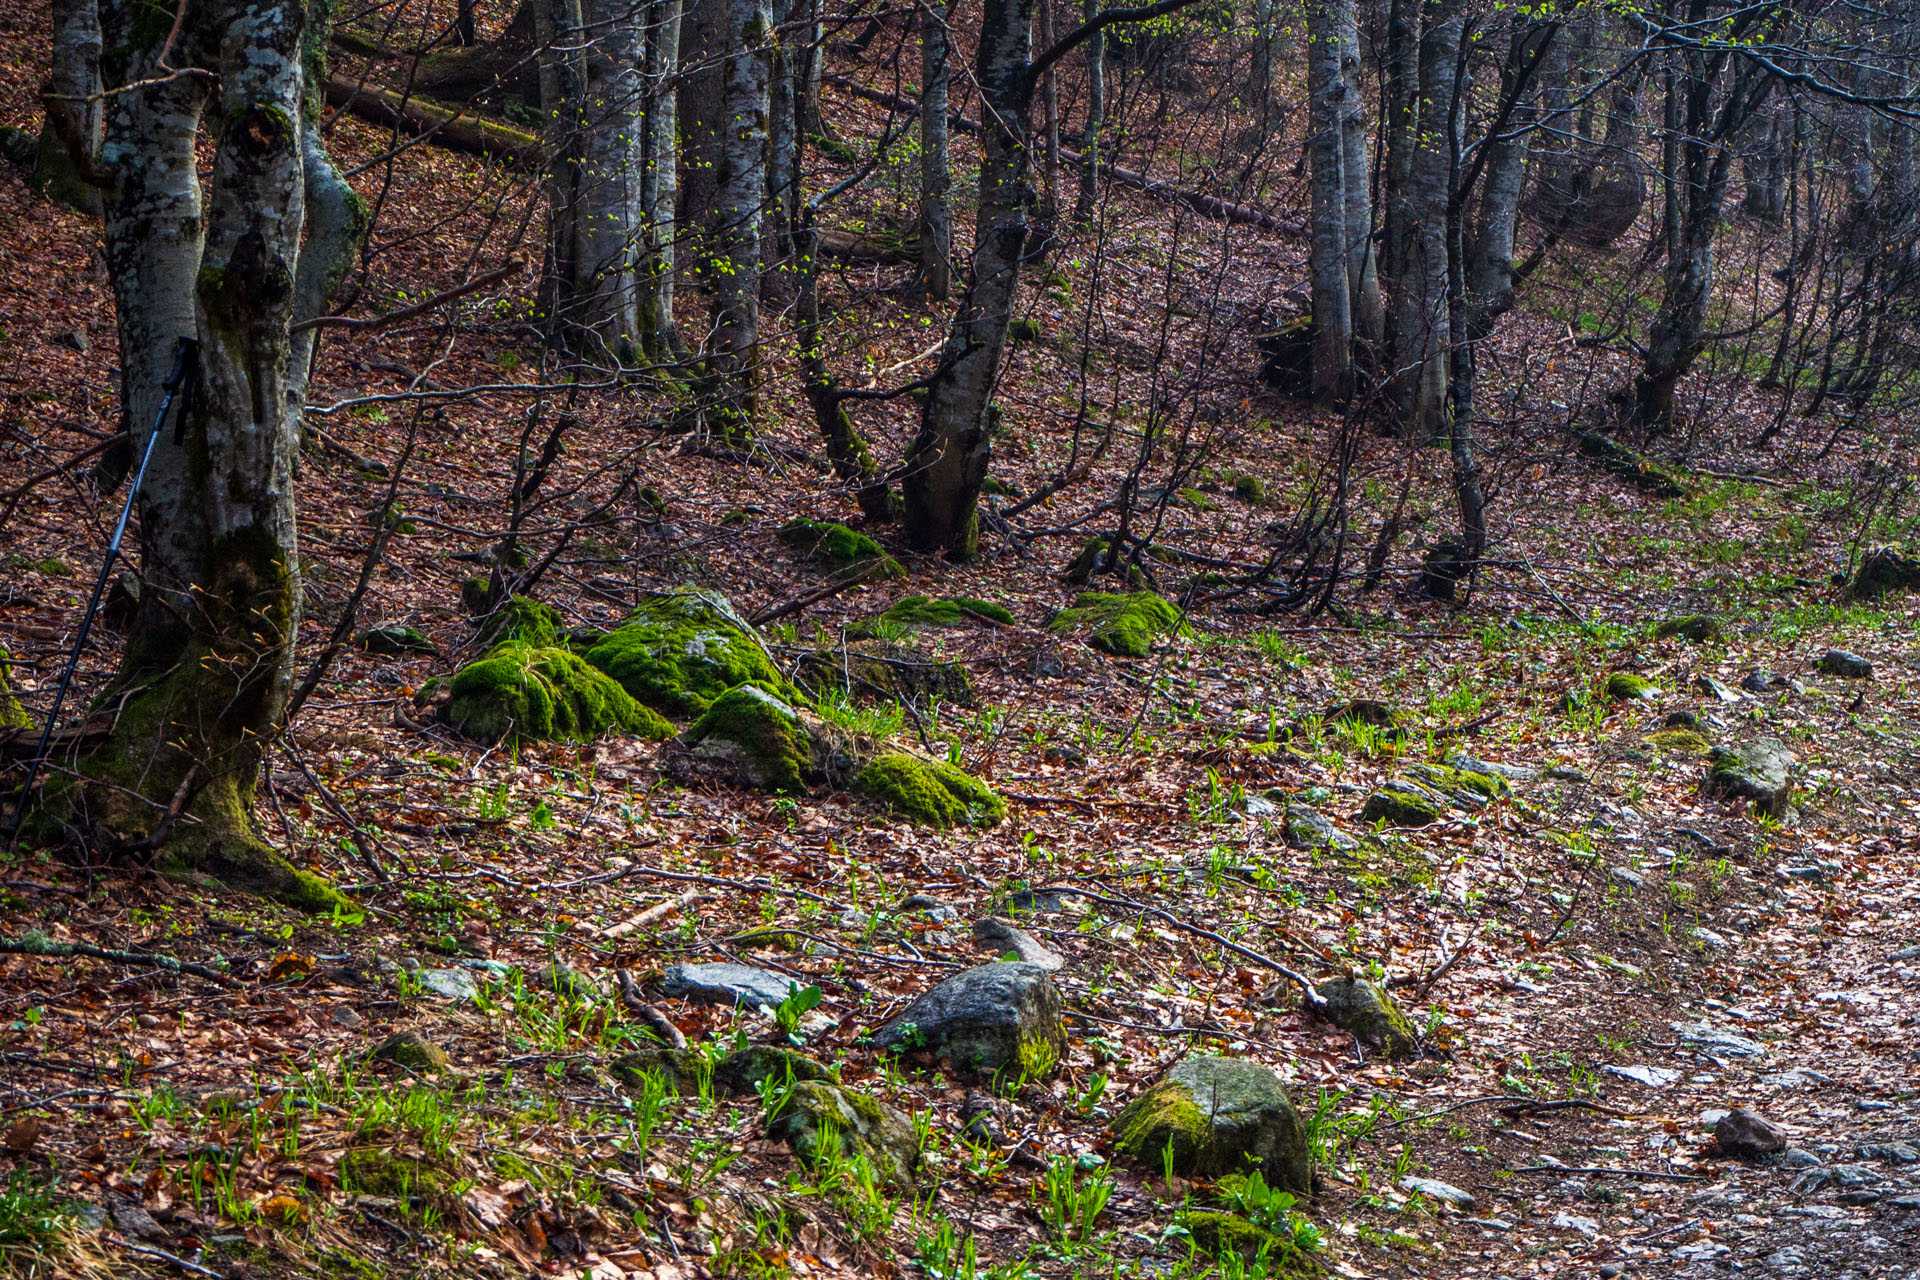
[1399,1176,1475,1209]
[871,962,1068,1080]
[1360,779,1446,827]
[1600,1265,1626,1279]
[1777,1148,1822,1168]
[1546,764,1590,782]
[371,1030,451,1072]
[1740,669,1775,694]
[1655,614,1722,643]
[663,962,803,1012]
[971,917,1065,971]
[1551,1211,1601,1237]
[1673,1020,1767,1058]
[1814,649,1872,679]
[1694,675,1741,703]
[767,1081,920,1190]
[1604,1064,1679,1087]
[1888,1194,1920,1209]
[52,329,90,353]
[1611,865,1647,886]
[1887,944,1920,961]
[1283,804,1359,851]
[1715,1106,1787,1158]
[1664,709,1700,728]
[417,967,480,1002]
[711,1046,833,1096]
[1702,739,1794,818]
[1858,1142,1920,1164]
[329,1005,365,1029]
[1672,1241,1730,1262]
[1314,976,1419,1057]
[107,1195,165,1240]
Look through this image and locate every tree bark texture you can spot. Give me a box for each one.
[1073,0,1103,224]
[916,0,953,298]
[640,0,684,356]
[36,0,104,214]
[1387,1,1458,440]
[704,0,772,437]
[1307,0,1353,401]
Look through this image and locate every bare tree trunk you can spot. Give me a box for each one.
[1038,0,1062,221]
[1307,0,1353,402]
[1379,0,1421,316]
[640,0,685,356]
[903,0,1037,556]
[43,0,359,910]
[764,0,798,302]
[1339,7,1382,344]
[1388,1,1458,439]
[1465,22,1550,336]
[797,213,892,521]
[1073,0,1103,224]
[35,0,104,215]
[704,0,772,437]
[916,0,953,299]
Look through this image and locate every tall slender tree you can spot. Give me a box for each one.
[916,0,954,299]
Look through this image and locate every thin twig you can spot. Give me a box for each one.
[0,934,238,988]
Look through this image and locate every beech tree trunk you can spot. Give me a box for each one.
[1339,9,1382,344]
[1307,0,1353,402]
[916,0,953,299]
[36,0,103,214]
[44,0,360,909]
[1073,0,1103,224]
[640,0,684,356]
[1387,1,1459,439]
[1466,22,1551,336]
[764,0,799,303]
[704,0,772,437]
[903,0,1038,556]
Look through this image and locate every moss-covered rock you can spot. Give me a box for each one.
[1112,1057,1310,1190]
[475,595,563,648]
[340,1147,452,1202]
[1179,487,1219,512]
[1360,780,1446,827]
[1605,671,1658,702]
[857,752,1006,827]
[370,1031,451,1072]
[1048,591,1185,658]
[777,518,905,581]
[583,589,794,718]
[1576,430,1691,498]
[1400,762,1510,808]
[1654,614,1722,643]
[1647,727,1713,754]
[0,647,28,730]
[850,594,1016,638]
[795,638,976,705]
[766,1080,920,1190]
[446,644,673,743]
[1850,545,1920,599]
[677,682,819,792]
[713,1046,835,1096]
[359,624,438,656]
[1314,976,1418,1057]
[1232,474,1266,504]
[1061,536,1153,589]
[610,1044,710,1095]
[1704,737,1793,818]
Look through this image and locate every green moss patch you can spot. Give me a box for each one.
[1605,672,1658,702]
[1359,780,1446,827]
[856,752,1005,827]
[1653,614,1722,643]
[474,595,562,648]
[584,589,794,718]
[777,518,905,581]
[1401,762,1510,807]
[340,1147,452,1204]
[0,647,28,730]
[796,639,975,705]
[447,644,673,743]
[358,624,437,656]
[1647,727,1713,754]
[851,594,1016,638]
[1231,474,1266,504]
[1048,591,1185,658]
[680,683,817,793]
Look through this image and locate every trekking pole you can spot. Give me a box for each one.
[4,338,199,852]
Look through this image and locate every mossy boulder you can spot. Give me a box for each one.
[1704,737,1794,818]
[1850,545,1920,599]
[1360,780,1446,827]
[359,624,438,656]
[850,595,1016,639]
[1400,762,1510,808]
[610,1044,711,1095]
[871,962,1067,1083]
[446,644,673,743]
[1314,977,1418,1058]
[1576,430,1691,498]
[475,595,563,648]
[795,638,975,705]
[1654,614,1722,643]
[1605,671,1658,702]
[1815,648,1872,679]
[0,647,28,730]
[584,589,794,717]
[676,683,829,792]
[777,518,905,581]
[370,1031,450,1072]
[1048,591,1185,658]
[1231,474,1266,504]
[1112,1057,1310,1191]
[766,1080,920,1190]
[713,1046,835,1096]
[857,753,1005,828]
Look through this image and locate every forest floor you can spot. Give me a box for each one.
[3,5,1920,1279]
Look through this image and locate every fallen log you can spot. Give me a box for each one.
[324,74,539,166]
[824,75,1303,235]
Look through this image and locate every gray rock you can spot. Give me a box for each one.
[1315,976,1418,1057]
[1761,1068,1831,1090]
[767,1080,920,1190]
[1715,1106,1788,1158]
[1815,649,1872,679]
[1446,753,1541,782]
[1889,1194,1920,1209]
[64,1201,107,1232]
[1674,1020,1768,1058]
[663,962,804,1011]
[1546,764,1590,782]
[107,1195,165,1240]
[527,961,604,1002]
[1360,779,1448,827]
[1113,1056,1310,1190]
[1605,1064,1680,1087]
[1888,944,1920,961]
[1611,865,1647,887]
[1236,793,1283,819]
[871,962,1068,1080]
[53,328,90,353]
[1283,804,1358,851]
[417,967,480,1002]
[712,1046,834,1096]
[972,917,1065,971]
[1673,1241,1731,1263]
[1694,675,1741,703]
[1790,1163,1877,1193]
[371,1030,451,1072]
[1740,669,1776,694]
[1778,1148,1823,1168]
[1400,1176,1476,1209]
[1703,738,1794,818]
[900,893,959,923]
[1858,1142,1920,1165]
[1551,1211,1601,1237]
